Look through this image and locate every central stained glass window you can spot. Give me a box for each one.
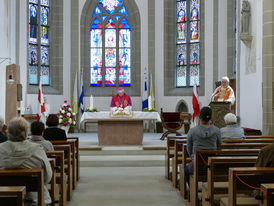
[90,0,131,87]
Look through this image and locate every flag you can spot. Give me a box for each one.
[142,67,148,110]
[37,71,46,121]
[192,83,200,122]
[72,73,78,115]
[78,70,84,114]
[149,72,155,110]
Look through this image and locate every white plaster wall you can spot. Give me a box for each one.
[19,0,28,114]
[218,0,227,79]
[0,0,10,120]
[0,0,17,120]
[239,0,262,130]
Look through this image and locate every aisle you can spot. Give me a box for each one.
[68,167,186,206]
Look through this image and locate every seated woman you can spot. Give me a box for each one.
[43,114,67,141]
[29,121,54,151]
[0,117,52,205]
[185,106,222,186]
[220,113,245,139]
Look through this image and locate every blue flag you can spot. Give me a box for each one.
[78,70,84,114]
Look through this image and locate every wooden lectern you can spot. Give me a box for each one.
[5,64,21,124]
[209,102,231,128]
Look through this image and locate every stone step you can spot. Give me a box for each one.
[80,155,165,167]
[80,146,166,156]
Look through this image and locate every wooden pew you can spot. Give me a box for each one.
[245,136,274,139]
[51,140,77,190]
[67,137,80,181]
[172,139,187,188]
[46,150,66,206]
[190,149,261,206]
[168,139,270,188]
[53,145,72,201]
[179,143,191,199]
[179,142,268,200]
[48,158,56,206]
[202,156,258,206]
[0,186,26,206]
[0,168,44,206]
[165,136,186,179]
[223,139,274,143]
[221,143,271,149]
[261,183,274,206]
[220,167,274,206]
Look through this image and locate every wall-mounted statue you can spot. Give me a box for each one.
[241,0,251,34]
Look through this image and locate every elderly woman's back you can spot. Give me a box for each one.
[0,117,52,204]
[220,113,245,139]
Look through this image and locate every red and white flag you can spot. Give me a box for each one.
[192,83,200,123]
[36,72,45,121]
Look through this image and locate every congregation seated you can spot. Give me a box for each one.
[220,113,245,139]
[29,121,54,151]
[185,106,222,186]
[0,116,7,143]
[43,114,67,141]
[0,117,52,205]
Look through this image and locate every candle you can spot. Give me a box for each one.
[90,95,94,109]
[148,96,152,110]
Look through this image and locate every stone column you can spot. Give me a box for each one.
[262,0,274,134]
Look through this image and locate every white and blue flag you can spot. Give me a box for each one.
[142,67,148,110]
[78,70,84,114]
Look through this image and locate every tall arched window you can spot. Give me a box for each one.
[90,0,131,87]
[28,0,50,85]
[176,0,200,87]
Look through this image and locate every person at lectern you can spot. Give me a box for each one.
[211,76,235,105]
[110,87,132,115]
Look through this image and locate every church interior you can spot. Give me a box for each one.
[0,0,274,206]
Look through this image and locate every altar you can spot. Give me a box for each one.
[80,111,161,145]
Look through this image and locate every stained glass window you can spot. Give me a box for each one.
[90,0,131,87]
[176,0,200,87]
[28,0,50,85]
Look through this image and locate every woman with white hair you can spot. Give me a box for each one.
[220,113,245,139]
[0,117,52,204]
[0,116,7,143]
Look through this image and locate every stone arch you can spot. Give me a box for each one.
[175,99,189,113]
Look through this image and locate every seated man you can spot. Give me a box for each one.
[0,116,7,143]
[220,113,245,139]
[211,76,235,105]
[29,121,54,151]
[185,107,222,186]
[0,117,52,205]
[110,87,132,115]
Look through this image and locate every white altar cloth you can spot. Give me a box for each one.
[80,111,161,123]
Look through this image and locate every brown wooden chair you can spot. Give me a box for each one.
[160,108,183,140]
